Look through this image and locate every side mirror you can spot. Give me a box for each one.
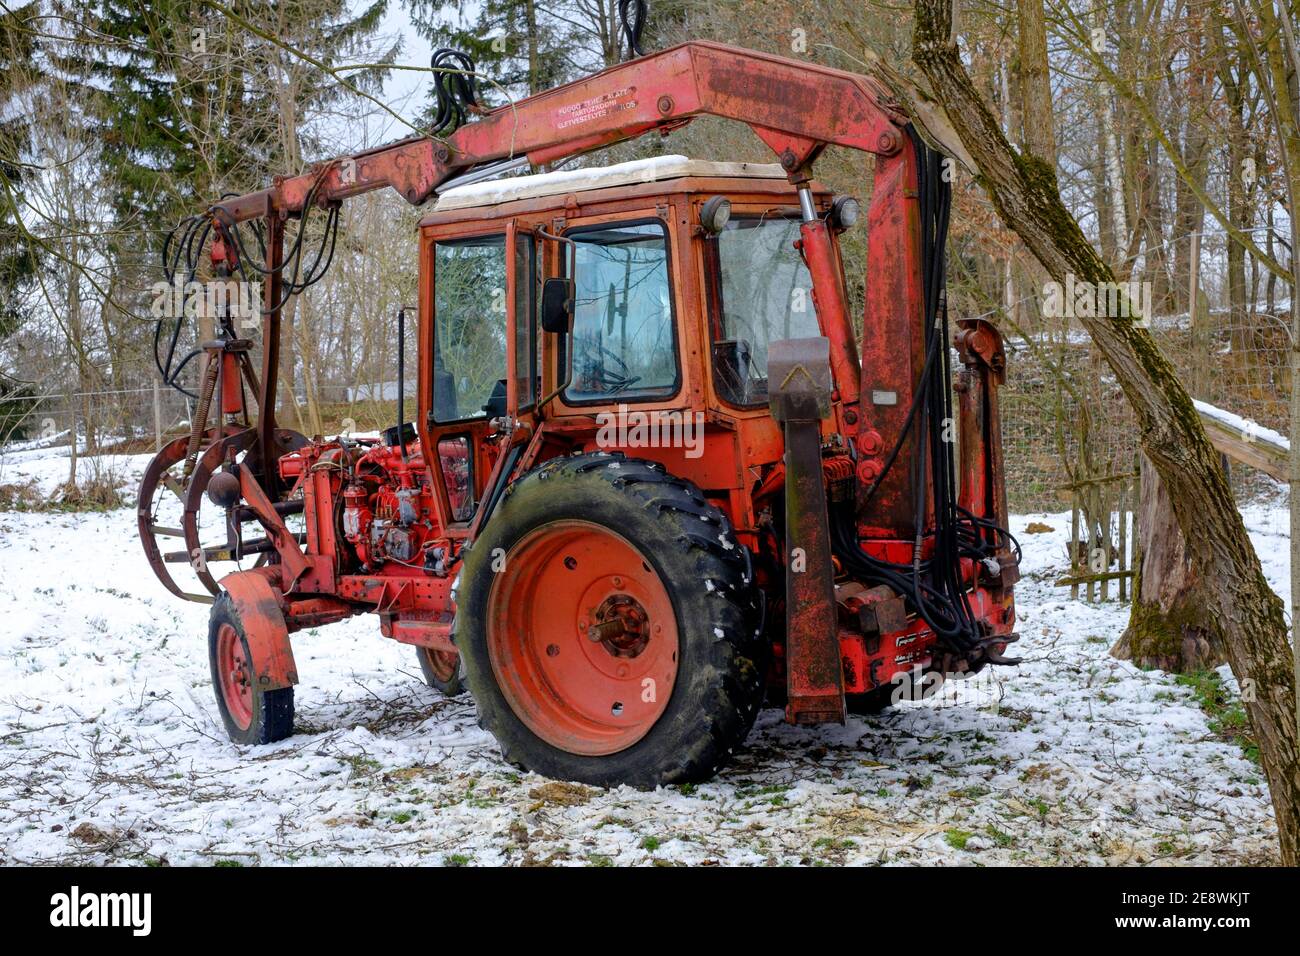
[541,277,574,335]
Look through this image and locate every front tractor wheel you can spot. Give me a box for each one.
[208,594,294,745]
[416,646,466,696]
[455,453,764,789]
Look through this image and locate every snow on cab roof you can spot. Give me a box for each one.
[433,154,788,210]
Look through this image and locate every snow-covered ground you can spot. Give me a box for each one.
[0,446,1282,865]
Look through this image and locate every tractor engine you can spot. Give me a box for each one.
[341,444,436,571]
[279,439,440,573]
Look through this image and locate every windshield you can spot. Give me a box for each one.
[565,221,678,403]
[709,214,819,406]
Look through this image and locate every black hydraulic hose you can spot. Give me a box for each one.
[429,48,478,135]
[916,128,982,647]
[156,169,342,402]
[618,0,647,57]
[828,126,994,655]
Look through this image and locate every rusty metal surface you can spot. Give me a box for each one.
[235,459,311,588]
[769,338,844,725]
[207,41,908,226]
[857,137,925,533]
[219,570,298,690]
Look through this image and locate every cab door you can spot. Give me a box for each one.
[423,223,536,535]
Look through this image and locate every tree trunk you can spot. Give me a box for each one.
[1015,0,1055,167]
[1112,454,1223,671]
[908,0,1300,865]
[1171,23,1211,314]
[525,0,541,95]
[1220,43,1251,347]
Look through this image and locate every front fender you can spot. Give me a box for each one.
[220,570,298,690]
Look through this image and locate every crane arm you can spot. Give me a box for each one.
[213,41,910,223]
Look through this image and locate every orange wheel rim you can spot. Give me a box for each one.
[486,520,680,756]
[423,647,459,682]
[216,622,254,730]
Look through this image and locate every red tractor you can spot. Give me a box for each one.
[139,34,1018,787]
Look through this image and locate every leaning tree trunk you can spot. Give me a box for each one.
[904,0,1299,864]
[1111,454,1223,672]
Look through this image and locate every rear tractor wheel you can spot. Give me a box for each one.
[208,593,295,745]
[455,453,764,789]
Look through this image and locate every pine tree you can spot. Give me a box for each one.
[404,0,612,113]
[0,1,42,439]
[60,0,396,231]
[0,1,40,338]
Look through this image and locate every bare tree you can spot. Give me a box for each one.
[905,0,1300,864]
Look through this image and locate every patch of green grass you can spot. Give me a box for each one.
[444,853,471,867]
[344,754,382,778]
[984,824,1015,848]
[944,829,975,851]
[1027,797,1051,819]
[213,859,244,867]
[586,853,614,867]
[737,783,789,798]
[1173,671,1258,763]
[389,811,415,824]
[640,835,661,852]
[812,837,855,852]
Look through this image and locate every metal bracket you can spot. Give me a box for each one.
[768,337,845,725]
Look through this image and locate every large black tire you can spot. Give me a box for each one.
[208,593,295,745]
[455,452,765,788]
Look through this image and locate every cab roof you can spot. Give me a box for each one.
[431,154,789,211]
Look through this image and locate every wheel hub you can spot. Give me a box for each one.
[216,622,254,730]
[586,594,650,658]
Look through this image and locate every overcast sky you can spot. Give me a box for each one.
[359,1,437,144]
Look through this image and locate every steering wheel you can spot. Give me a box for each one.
[576,338,641,393]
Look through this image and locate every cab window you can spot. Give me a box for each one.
[707,214,819,406]
[432,235,506,423]
[564,220,678,403]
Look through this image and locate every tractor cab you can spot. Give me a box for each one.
[416,154,849,534]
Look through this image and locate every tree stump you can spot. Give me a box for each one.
[1111,454,1223,671]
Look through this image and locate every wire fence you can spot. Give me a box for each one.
[997,231,1293,591]
[0,376,421,459]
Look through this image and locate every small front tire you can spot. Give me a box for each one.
[208,593,294,745]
